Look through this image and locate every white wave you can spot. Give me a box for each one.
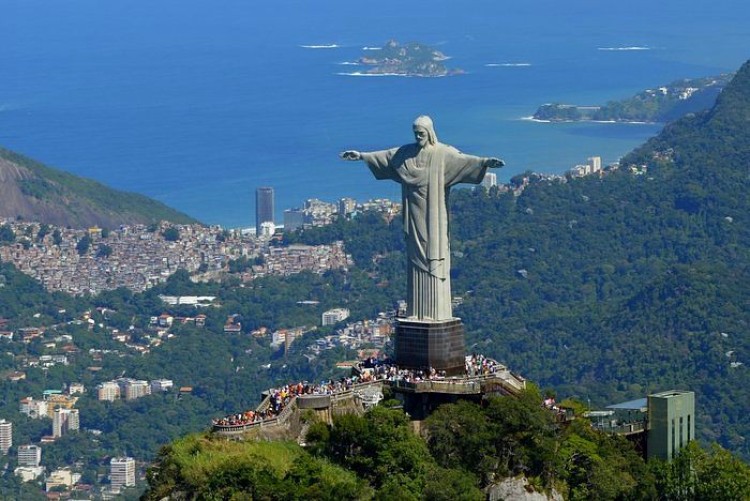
[362,46,382,51]
[597,46,650,51]
[337,61,361,66]
[586,119,654,124]
[485,62,532,67]
[300,44,340,49]
[521,116,655,125]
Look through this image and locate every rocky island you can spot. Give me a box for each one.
[533,73,733,123]
[355,39,462,77]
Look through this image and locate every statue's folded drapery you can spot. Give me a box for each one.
[361,142,489,321]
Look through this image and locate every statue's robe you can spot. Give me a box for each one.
[361,143,489,321]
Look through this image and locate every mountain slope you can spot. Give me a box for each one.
[446,60,750,458]
[0,147,198,228]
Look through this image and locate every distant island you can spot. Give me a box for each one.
[354,40,462,77]
[533,73,734,123]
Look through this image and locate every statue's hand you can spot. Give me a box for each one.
[486,157,505,169]
[340,150,362,161]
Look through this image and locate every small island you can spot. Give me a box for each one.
[533,73,734,123]
[355,40,463,77]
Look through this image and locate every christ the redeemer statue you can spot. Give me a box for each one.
[341,115,503,322]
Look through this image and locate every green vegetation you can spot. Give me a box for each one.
[652,442,750,500]
[0,224,14,244]
[143,394,750,499]
[534,73,733,123]
[75,235,91,255]
[161,226,180,242]
[143,435,370,500]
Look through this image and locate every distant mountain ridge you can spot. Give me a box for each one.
[0,147,198,228]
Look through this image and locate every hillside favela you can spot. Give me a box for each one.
[3,3,750,500]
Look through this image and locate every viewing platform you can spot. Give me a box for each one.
[211,355,526,437]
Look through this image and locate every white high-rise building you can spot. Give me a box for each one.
[481,172,497,190]
[587,156,602,173]
[17,444,41,467]
[123,380,151,400]
[0,420,11,455]
[322,308,350,326]
[52,408,79,438]
[338,197,357,216]
[97,381,121,401]
[110,457,136,489]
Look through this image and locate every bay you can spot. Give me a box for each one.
[1,0,748,228]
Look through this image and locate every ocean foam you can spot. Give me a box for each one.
[520,116,551,123]
[362,46,382,51]
[485,62,532,67]
[597,46,650,51]
[337,61,361,66]
[300,44,340,49]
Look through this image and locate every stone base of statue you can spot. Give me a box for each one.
[395,317,466,376]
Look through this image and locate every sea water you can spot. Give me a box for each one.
[1,0,748,228]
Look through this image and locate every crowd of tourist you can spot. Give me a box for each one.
[213,354,509,430]
[213,377,363,428]
[465,353,504,377]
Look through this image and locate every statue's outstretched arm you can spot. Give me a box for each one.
[340,150,362,161]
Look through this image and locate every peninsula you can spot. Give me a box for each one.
[355,40,462,77]
[533,73,733,123]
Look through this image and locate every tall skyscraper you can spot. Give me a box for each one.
[256,187,274,235]
[587,156,602,173]
[0,419,11,455]
[338,197,357,217]
[52,408,79,438]
[110,457,136,489]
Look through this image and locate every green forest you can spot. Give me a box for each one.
[142,391,750,500]
[533,73,733,123]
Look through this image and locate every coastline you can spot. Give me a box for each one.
[520,116,657,125]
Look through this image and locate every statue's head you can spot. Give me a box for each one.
[413,115,438,147]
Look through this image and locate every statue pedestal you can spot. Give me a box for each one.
[395,317,465,376]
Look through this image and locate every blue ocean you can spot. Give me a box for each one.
[2,0,748,228]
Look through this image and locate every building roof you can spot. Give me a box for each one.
[606,397,648,411]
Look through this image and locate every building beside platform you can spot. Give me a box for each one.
[593,389,695,461]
